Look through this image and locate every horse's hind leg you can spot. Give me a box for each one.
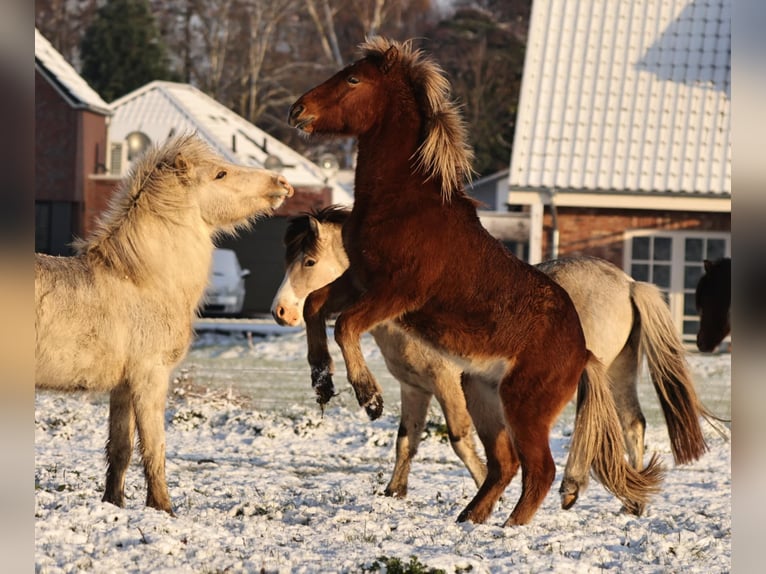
[432,370,487,489]
[456,373,517,525]
[502,369,577,526]
[385,383,432,497]
[103,382,135,508]
[607,340,645,471]
[133,368,173,515]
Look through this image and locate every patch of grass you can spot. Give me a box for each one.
[423,420,450,443]
[362,555,457,574]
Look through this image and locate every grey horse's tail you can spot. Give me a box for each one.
[566,354,665,514]
[630,281,726,464]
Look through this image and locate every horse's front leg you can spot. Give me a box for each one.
[304,271,358,408]
[132,367,174,515]
[103,382,135,508]
[334,290,410,420]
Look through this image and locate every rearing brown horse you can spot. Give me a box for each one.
[288,37,663,526]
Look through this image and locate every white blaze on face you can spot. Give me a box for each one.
[270,272,306,327]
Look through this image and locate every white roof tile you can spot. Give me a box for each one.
[34,28,110,114]
[509,0,730,195]
[108,80,352,201]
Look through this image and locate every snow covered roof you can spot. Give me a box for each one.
[509,0,730,197]
[34,28,111,115]
[108,81,352,201]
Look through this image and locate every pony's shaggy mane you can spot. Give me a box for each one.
[284,205,350,265]
[359,37,475,202]
[73,134,216,278]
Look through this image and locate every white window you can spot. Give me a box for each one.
[624,231,730,346]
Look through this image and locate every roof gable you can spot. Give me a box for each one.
[108,81,349,196]
[35,28,110,115]
[509,0,730,196]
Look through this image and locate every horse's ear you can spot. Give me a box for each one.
[704,260,713,273]
[381,46,398,74]
[173,152,190,174]
[308,216,320,237]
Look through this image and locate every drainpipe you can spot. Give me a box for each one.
[548,189,559,260]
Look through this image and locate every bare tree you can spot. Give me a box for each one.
[35,0,100,67]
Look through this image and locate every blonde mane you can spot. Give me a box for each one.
[74,134,214,279]
[359,37,476,202]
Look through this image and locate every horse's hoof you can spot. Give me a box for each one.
[559,478,579,510]
[311,367,335,404]
[560,492,578,510]
[364,394,384,420]
[457,507,487,524]
[383,485,406,498]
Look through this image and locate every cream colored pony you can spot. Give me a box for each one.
[35,134,293,514]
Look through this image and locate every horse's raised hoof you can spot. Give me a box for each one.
[559,478,579,510]
[311,367,335,405]
[363,393,384,420]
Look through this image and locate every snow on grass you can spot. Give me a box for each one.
[35,332,730,573]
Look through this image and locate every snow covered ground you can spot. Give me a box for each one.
[35,329,731,573]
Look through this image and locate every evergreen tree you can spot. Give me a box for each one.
[80,0,176,102]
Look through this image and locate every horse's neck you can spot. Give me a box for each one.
[99,215,213,300]
[354,113,422,198]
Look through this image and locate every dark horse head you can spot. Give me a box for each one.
[695,257,731,352]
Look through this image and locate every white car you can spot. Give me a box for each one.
[202,248,249,316]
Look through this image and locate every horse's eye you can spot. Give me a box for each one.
[347,76,360,85]
[215,170,227,180]
[304,259,316,268]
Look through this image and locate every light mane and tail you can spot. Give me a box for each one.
[72,134,213,280]
[359,37,475,202]
[630,281,729,460]
[566,355,665,514]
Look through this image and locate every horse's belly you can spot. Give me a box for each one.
[35,312,129,391]
[35,338,127,392]
[449,354,513,382]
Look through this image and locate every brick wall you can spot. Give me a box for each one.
[35,72,79,202]
[543,207,731,266]
[274,186,333,217]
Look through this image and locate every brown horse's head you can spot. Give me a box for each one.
[695,258,731,352]
[288,37,474,201]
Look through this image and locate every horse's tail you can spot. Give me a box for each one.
[630,280,725,464]
[568,354,665,514]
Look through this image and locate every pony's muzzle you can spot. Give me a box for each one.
[272,303,300,327]
[288,103,314,132]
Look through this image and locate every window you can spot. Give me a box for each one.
[625,231,730,346]
[35,202,51,253]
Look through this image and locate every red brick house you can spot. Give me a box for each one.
[35,28,116,255]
